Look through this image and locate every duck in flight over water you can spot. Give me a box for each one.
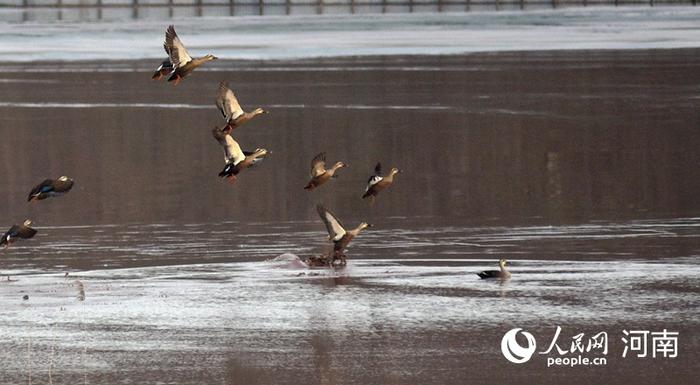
[212,126,268,183]
[1,220,37,249]
[362,162,401,203]
[162,25,217,85]
[304,153,347,191]
[216,81,268,131]
[27,176,74,202]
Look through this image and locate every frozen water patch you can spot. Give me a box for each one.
[0,8,699,62]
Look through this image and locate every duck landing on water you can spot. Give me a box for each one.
[316,204,371,266]
[304,254,334,268]
[477,259,511,279]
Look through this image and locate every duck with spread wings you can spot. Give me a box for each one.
[316,204,371,266]
[304,153,347,191]
[216,81,268,131]
[212,126,268,183]
[160,25,217,85]
[362,162,401,203]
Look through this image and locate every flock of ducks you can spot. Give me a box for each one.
[2,25,511,278]
[150,25,403,268]
[2,177,74,250]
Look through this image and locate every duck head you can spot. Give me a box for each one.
[390,167,401,175]
[499,259,508,268]
[204,54,218,62]
[253,107,269,115]
[360,222,372,230]
[333,162,347,170]
[23,219,33,227]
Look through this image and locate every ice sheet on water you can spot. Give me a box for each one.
[0,8,699,62]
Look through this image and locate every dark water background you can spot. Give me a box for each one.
[1,50,699,227]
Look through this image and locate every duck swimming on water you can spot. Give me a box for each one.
[316,204,371,266]
[477,259,511,280]
[216,81,268,131]
[162,25,217,85]
[304,153,346,191]
[212,126,268,183]
[1,220,37,248]
[28,176,74,202]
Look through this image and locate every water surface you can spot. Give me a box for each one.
[0,50,699,383]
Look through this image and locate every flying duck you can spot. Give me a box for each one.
[151,58,173,80]
[212,126,268,183]
[1,220,37,248]
[304,153,347,190]
[216,81,268,130]
[28,176,74,202]
[316,204,371,266]
[477,259,512,279]
[362,163,401,202]
[163,25,217,85]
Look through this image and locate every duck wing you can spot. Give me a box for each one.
[154,56,173,73]
[365,176,383,193]
[310,152,326,177]
[164,25,192,68]
[27,179,53,201]
[216,81,244,122]
[316,204,346,241]
[224,134,245,166]
[374,162,382,175]
[477,270,501,279]
[212,126,227,145]
[365,162,383,192]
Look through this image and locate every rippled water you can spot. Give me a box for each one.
[0,250,698,384]
[2,217,700,272]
